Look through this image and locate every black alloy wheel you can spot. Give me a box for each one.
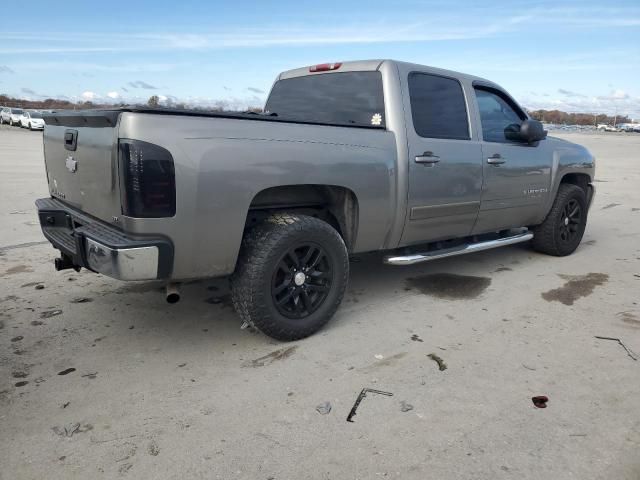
[558,199,582,244]
[271,243,333,319]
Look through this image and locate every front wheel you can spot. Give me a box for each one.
[532,184,587,256]
[231,214,349,341]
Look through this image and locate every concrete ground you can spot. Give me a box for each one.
[1,124,639,480]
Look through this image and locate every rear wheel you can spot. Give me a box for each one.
[231,214,349,341]
[532,184,587,256]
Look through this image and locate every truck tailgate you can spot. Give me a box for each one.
[42,111,121,223]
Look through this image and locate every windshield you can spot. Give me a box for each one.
[29,112,43,119]
[13,108,24,114]
[265,71,385,128]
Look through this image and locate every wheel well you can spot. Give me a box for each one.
[559,173,590,193]
[245,185,359,250]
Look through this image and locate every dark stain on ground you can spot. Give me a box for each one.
[12,371,28,378]
[243,346,298,367]
[618,311,640,327]
[40,309,63,318]
[30,320,44,326]
[57,368,76,376]
[494,267,513,272]
[113,282,164,295]
[584,240,597,246]
[541,273,609,305]
[602,203,621,210]
[14,381,28,387]
[11,336,23,342]
[632,208,640,212]
[4,265,33,276]
[205,294,233,308]
[427,353,448,371]
[410,334,424,342]
[406,273,491,300]
[21,282,41,288]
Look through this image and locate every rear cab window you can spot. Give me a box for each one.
[408,72,470,140]
[265,71,385,128]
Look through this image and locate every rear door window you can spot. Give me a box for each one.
[265,71,385,128]
[408,73,470,140]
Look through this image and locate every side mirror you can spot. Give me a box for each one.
[504,119,547,144]
[519,119,547,144]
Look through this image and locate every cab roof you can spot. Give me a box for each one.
[277,59,497,87]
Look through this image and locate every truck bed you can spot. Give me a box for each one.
[42,107,386,130]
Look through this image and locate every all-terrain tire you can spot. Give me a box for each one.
[532,184,587,256]
[231,214,349,341]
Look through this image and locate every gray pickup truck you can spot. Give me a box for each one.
[37,59,595,340]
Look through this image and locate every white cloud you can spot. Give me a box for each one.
[81,91,99,101]
[106,91,121,99]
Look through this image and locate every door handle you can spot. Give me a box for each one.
[487,154,506,165]
[415,151,440,164]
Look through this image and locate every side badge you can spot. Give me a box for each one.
[65,155,78,173]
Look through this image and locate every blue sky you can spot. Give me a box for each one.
[1,0,639,116]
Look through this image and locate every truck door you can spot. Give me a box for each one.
[400,72,483,246]
[471,86,552,234]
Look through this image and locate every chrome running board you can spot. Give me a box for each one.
[384,232,533,266]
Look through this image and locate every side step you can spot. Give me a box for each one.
[384,232,533,266]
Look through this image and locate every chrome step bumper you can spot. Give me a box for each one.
[384,232,533,266]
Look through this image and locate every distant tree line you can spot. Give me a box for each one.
[527,109,632,126]
[0,93,121,110]
[2,93,632,124]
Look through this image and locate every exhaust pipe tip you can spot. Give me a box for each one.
[166,283,180,304]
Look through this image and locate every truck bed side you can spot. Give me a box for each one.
[117,113,397,279]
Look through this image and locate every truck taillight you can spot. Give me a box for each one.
[119,139,176,218]
[309,62,342,72]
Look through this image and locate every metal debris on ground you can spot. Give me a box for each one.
[427,353,447,371]
[347,388,393,423]
[532,395,549,408]
[316,401,332,415]
[40,309,63,319]
[400,401,414,412]
[52,423,93,437]
[70,297,93,303]
[595,336,638,361]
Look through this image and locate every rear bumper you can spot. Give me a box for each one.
[36,197,173,280]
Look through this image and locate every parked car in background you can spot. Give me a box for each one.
[19,111,45,130]
[618,123,640,132]
[8,107,25,126]
[2,107,18,124]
